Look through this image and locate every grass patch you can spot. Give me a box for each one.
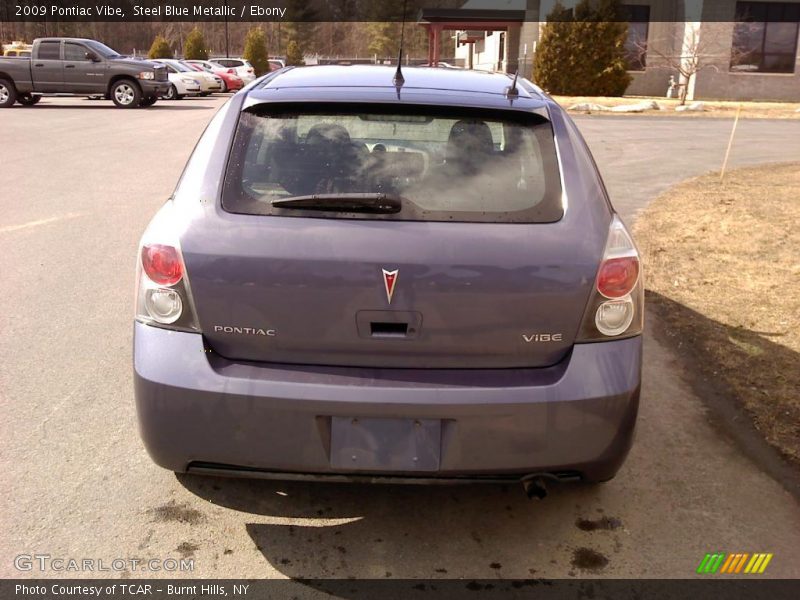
[552,95,800,119]
[634,163,800,464]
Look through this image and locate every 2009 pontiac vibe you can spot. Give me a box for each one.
[134,65,643,493]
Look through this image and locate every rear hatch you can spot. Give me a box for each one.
[181,103,600,369]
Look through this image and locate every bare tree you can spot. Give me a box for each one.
[632,22,751,105]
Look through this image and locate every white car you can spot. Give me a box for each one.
[210,57,256,84]
[152,60,202,100]
[155,59,223,95]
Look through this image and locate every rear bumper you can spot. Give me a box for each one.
[133,322,641,482]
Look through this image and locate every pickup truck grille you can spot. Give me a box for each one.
[153,67,168,82]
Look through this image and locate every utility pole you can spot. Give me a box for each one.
[224,0,230,57]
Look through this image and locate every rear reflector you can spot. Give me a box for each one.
[141,243,183,286]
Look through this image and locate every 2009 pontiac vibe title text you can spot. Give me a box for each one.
[14,5,288,18]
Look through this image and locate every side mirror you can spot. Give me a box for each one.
[85,51,99,62]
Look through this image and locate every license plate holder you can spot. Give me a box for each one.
[330,417,441,472]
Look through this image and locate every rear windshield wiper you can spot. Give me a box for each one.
[271,193,403,214]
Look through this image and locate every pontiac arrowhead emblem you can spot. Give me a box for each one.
[382,269,399,304]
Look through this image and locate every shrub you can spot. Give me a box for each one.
[242,27,270,76]
[184,27,208,60]
[147,35,173,60]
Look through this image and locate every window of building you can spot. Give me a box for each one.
[731,2,800,73]
[622,4,650,71]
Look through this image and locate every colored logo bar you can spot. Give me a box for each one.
[697,553,773,574]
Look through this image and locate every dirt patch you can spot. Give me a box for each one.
[575,516,623,532]
[553,95,800,119]
[634,163,800,465]
[571,548,609,572]
[148,501,205,525]
[176,542,199,558]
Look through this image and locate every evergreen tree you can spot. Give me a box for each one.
[282,0,317,60]
[285,40,305,66]
[184,27,208,60]
[366,22,397,58]
[533,0,631,96]
[574,0,631,95]
[533,2,575,92]
[147,35,173,60]
[243,27,270,76]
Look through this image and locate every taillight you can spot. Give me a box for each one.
[227,68,235,74]
[135,203,200,332]
[597,256,639,298]
[577,215,644,341]
[141,244,182,286]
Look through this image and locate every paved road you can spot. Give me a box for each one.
[1,97,799,580]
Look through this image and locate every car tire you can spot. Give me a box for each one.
[0,78,18,108]
[17,93,41,106]
[199,92,210,97]
[139,96,158,108]
[110,79,141,108]
[161,84,178,101]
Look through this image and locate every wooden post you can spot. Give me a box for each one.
[720,105,742,183]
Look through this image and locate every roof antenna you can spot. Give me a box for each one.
[506,70,520,98]
[393,0,408,87]
[506,46,526,99]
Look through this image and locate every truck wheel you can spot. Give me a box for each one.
[0,79,18,108]
[17,93,41,106]
[110,79,141,108]
[139,96,158,108]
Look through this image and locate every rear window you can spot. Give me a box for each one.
[222,104,563,223]
[216,59,243,68]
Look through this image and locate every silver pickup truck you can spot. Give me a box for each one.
[0,37,170,108]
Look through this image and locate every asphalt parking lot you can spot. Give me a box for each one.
[1,95,799,580]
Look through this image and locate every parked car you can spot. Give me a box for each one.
[134,66,643,493]
[0,37,168,108]
[269,59,286,71]
[156,63,202,100]
[152,59,223,95]
[210,57,256,83]
[424,61,461,69]
[3,49,32,57]
[184,60,243,92]
[3,42,33,57]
